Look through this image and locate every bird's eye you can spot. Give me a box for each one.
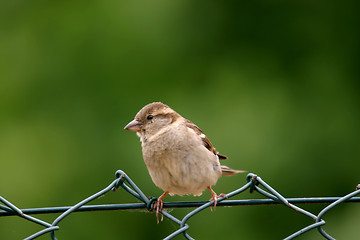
[147,115,153,120]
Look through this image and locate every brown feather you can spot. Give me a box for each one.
[221,165,246,176]
[185,119,228,160]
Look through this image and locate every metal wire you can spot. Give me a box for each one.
[1,170,359,240]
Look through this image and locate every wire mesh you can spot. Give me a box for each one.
[1,170,359,240]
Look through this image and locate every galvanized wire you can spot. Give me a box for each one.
[1,170,359,240]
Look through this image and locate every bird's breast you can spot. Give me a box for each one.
[140,125,221,196]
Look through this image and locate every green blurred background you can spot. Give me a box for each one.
[1,0,359,239]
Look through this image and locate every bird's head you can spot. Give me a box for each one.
[124,102,181,138]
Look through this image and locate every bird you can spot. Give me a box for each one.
[124,102,244,223]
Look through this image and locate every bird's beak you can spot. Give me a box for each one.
[124,119,143,132]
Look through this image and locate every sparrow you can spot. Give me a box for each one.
[124,102,244,223]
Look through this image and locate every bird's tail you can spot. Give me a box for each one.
[221,165,246,176]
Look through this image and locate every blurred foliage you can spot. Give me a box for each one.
[0,0,359,239]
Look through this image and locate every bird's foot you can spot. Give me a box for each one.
[208,186,227,211]
[154,199,164,224]
[153,191,169,224]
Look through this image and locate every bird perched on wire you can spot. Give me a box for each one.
[124,102,244,223]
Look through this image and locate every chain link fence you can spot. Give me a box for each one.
[1,170,359,240]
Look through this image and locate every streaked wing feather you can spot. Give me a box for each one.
[185,119,227,160]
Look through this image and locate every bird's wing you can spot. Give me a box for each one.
[185,119,228,160]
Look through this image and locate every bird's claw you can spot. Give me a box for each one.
[153,191,169,224]
[154,198,164,224]
[208,186,227,211]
